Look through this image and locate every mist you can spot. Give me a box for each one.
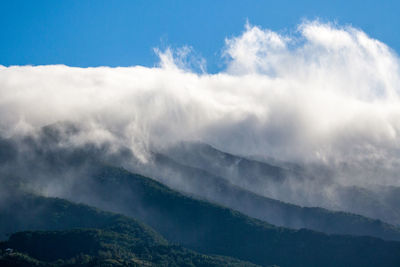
[1,21,400,224]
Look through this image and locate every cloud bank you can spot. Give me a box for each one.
[1,21,400,186]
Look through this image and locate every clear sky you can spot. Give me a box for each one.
[1,0,399,72]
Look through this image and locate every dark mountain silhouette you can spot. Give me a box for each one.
[0,192,259,266]
[2,171,400,267]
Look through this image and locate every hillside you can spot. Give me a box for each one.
[160,142,400,225]
[2,175,400,267]
[2,131,400,243]
[1,131,400,266]
[0,229,258,267]
[43,163,400,267]
[0,193,259,267]
[141,152,400,241]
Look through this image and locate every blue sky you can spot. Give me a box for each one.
[1,0,399,72]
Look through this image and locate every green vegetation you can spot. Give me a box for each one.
[1,229,258,266]
[77,164,400,267]
[0,193,259,266]
[0,192,164,245]
[3,164,400,266]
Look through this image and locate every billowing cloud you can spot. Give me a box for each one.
[1,21,400,185]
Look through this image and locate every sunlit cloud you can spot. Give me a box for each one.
[1,21,400,185]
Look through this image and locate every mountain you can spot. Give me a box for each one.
[1,128,400,266]
[159,142,292,190]
[0,229,259,266]
[5,123,399,228]
[2,170,400,267]
[4,126,398,242]
[0,190,164,243]
[0,192,259,267]
[331,184,400,226]
[160,142,400,225]
[58,163,400,267]
[139,152,400,241]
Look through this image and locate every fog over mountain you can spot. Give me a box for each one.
[1,21,400,222]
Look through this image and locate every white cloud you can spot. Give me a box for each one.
[1,21,400,185]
